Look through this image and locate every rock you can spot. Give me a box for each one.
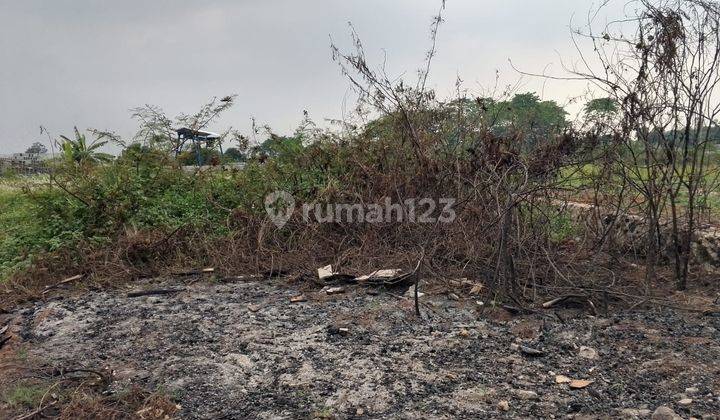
[459,329,470,338]
[555,375,572,384]
[514,389,539,400]
[247,304,262,313]
[685,387,700,394]
[678,398,693,405]
[578,346,599,360]
[651,406,678,420]
[520,345,545,357]
[356,408,364,416]
[620,408,652,418]
[497,400,510,411]
[403,288,425,299]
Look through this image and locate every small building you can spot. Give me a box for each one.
[0,152,50,175]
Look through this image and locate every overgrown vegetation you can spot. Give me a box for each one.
[1,0,719,310]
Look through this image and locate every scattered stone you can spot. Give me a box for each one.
[555,375,572,384]
[620,408,652,418]
[514,389,539,400]
[678,398,693,406]
[651,406,678,420]
[685,387,700,395]
[579,346,599,360]
[247,304,262,313]
[403,288,425,299]
[356,408,364,416]
[448,293,460,301]
[459,329,470,338]
[497,400,510,411]
[520,345,545,357]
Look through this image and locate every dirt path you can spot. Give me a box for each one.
[3,277,720,419]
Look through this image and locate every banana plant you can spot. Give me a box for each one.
[58,127,114,166]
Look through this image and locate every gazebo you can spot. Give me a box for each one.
[176,128,222,166]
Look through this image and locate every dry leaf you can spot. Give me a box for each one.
[469,284,484,295]
[569,379,593,389]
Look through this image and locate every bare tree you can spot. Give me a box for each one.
[571,0,720,289]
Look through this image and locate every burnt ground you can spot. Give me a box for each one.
[2,276,720,419]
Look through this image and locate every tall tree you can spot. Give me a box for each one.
[25,142,48,154]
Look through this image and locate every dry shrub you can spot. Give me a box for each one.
[60,388,179,420]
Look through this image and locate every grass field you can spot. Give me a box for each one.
[0,177,52,281]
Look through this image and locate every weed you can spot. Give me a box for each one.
[3,383,47,408]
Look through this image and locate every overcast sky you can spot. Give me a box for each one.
[0,0,628,154]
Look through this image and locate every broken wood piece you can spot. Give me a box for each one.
[542,295,586,309]
[325,287,345,295]
[355,269,403,282]
[317,265,355,284]
[202,268,215,273]
[0,324,8,336]
[126,288,185,298]
[355,269,413,287]
[218,275,262,283]
[42,274,84,294]
[290,295,307,303]
[327,325,350,336]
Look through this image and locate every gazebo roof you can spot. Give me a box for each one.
[176,127,221,140]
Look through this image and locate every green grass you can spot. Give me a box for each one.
[3,383,47,408]
[0,187,40,281]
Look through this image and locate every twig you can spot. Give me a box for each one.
[13,400,57,420]
[126,288,185,298]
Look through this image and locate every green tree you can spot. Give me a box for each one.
[250,134,304,161]
[497,93,568,138]
[223,147,245,162]
[25,142,48,154]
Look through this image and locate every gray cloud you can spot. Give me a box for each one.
[0,0,627,153]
